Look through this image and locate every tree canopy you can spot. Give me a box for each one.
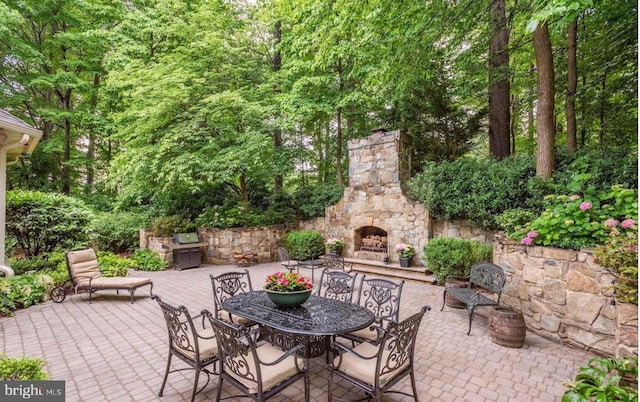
[0,0,636,218]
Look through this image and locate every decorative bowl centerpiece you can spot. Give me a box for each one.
[264,271,313,308]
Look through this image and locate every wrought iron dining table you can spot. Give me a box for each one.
[222,290,375,358]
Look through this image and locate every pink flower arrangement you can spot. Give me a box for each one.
[265,271,312,292]
[621,219,636,229]
[579,202,592,211]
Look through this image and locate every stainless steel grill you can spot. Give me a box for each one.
[162,233,208,270]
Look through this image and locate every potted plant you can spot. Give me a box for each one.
[263,271,313,308]
[326,238,345,256]
[395,243,415,267]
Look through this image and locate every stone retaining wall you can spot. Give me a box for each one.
[141,222,299,266]
[494,234,637,357]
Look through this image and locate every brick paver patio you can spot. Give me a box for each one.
[1,262,595,401]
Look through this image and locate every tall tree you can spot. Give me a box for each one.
[532,22,555,178]
[566,18,578,150]
[489,0,511,160]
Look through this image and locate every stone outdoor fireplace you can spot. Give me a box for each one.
[324,129,430,265]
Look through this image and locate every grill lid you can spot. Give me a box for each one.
[174,233,199,244]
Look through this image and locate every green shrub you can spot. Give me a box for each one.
[281,231,325,261]
[293,184,344,219]
[594,224,638,304]
[130,249,167,271]
[149,215,193,237]
[562,356,638,402]
[423,237,493,284]
[0,273,55,316]
[509,185,638,249]
[409,155,545,230]
[495,208,538,234]
[6,190,94,257]
[8,251,66,276]
[96,252,131,277]
[0,354,48,380]
[93,211,150,252]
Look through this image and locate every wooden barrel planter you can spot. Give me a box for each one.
[489,307,526,348]
[444,281,467,309]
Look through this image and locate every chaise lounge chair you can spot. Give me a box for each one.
[50,248,153,303]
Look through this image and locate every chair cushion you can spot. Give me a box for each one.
[227,343,300,394]
[67,249,102,286]
[333,341,409,386]
[217,309,253,325]
[345,326,378,342]
[175,325,218,362]
[86,277,152,289]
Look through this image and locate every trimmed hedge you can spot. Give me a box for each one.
[281,231,325,261]
[423,237,493,284]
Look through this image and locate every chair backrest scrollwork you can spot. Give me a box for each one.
[315,269,358,303]
[357,277,404,325]
[154,296,200,360]
[210,270,253,317]
[376,305,430,385]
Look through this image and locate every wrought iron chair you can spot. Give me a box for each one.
[315,268,358,303]
[210,269,256,326]
[324,254,354,273]
[154,296,218,402]
[340,276,405,344]
[206,314,309,402]
[328,305,431,402]
[277,247,298,273]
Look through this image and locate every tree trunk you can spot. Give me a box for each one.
[272,21,283,193]
[566,18,578,151]
[527,63,535,155]
[86,73,100,193]
[488,0,511,160]
[599,72,606,145]
[533,23,555,179]
[336,58,344,186]
[580,75,587,147]
[239,171,248,202]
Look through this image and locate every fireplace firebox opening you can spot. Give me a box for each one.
[354,226,388,261]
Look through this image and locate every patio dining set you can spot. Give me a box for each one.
[154,259,430,402]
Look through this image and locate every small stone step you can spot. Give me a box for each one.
[345,259,436,284]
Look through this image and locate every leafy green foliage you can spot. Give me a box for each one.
[562,356,638,402]
[96,252,131,277]
[6,191,94,257]
[0,354,48,380]
[508,186,638,249]
[423,238,493,284]
[149,216,193,237]
[409,155,545,229]
[0,273,55,316]
[93,212,150,252]
[496,209,538,233]
[595,224,638,304]
[281,231,325,261]
[293,184,344,219]
[130,249,167,272]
